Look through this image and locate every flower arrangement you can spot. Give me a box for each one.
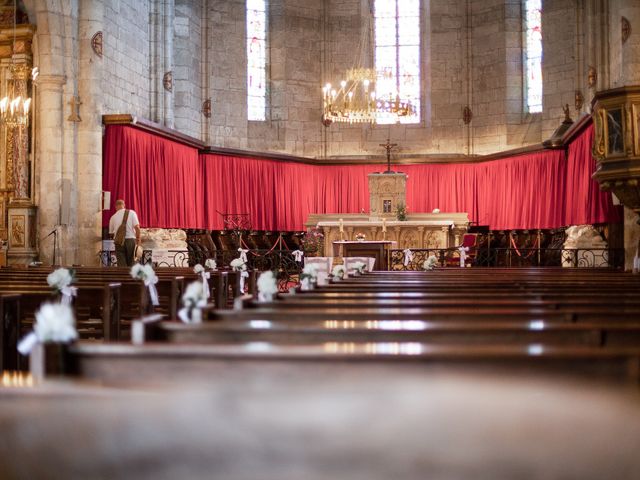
[300,263,319,290]
[396,202,407,221]
[352,261,367,274]
[423,255,438,271]
[432,208,441,214]
[205,258,217,270]
[230,258,247,272]
[130,263,159,305]
[47,267,77,305]
[332,265,346,280]
[300,228,324,257]
[193,264,211,300]
[355,232,366,242]
[257,271,279,302]
[230,257,249,293]
[17,303,78,355]
[178,281,208,323]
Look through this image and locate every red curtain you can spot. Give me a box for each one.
[103,123,621,231]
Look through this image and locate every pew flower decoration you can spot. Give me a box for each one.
[331,265,346,281]
[403,248,414,267]
[458,246,470,268]
[130,263,160,306]
[423,255,438,271]
[205,258,217,271]
[300,263,318,291]
[257,271,279,302]
[17,303,78,355]
[230,257,249,293]
[178,280,207,324]
[193,264,211,300]
[47,267,77,305]
[352,261,367,274]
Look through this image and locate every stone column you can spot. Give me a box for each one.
[77,0,104,266]
[6,56,37,265]
[35,74,66,265]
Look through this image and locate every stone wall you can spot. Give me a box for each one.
[102,0,151,118]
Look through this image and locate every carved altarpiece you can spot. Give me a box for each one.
[0,5,37,265]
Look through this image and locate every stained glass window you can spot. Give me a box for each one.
[524,0,542,113]
[374,0,421,124]
[247,0,266,121]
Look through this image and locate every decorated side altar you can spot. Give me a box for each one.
[306,213,470,257]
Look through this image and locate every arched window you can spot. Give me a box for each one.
[374,0,421,124]
[524,0,542,113]
[247,0,267,121]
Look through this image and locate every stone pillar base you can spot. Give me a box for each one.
[7,202,38,266]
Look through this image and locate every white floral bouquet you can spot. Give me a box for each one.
[130,263,159,305]
[205,258,217,270]
[178,281,208,323]
[332,265,346,280]
[230,257,249,292]
[352,261,367,274]
[18,303,78,355]
[230,258,247,272]
[193,264,211,300]
[257,271,279,302]
[300,264,318,291]
[423,255,438,271]
[47,267,77,305]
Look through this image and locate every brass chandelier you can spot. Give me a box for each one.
[321,5,416,126]
[0,0,32,128]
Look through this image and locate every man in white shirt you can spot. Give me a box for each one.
[108,199,141,267]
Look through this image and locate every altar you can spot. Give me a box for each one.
[307,213,469,257]
[305,168,469,257]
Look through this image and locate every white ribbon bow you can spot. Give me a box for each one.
[403,248,414,266]
[301,278,313,291]
[458,246,469,268]
[292,250,304,262]
[178,300,206,324]
[200,271,211,300]
[60,286,78,306]
[239,270,249,293]
[144,277,160,306]
[238,248,249,264]
[17,332,38,355]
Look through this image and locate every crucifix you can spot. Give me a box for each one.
[379,138,398,173]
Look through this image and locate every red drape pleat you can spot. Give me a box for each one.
[102,123,621,231]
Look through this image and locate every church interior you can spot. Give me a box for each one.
[0,0,639,478]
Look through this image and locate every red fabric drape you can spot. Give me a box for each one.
[103,123,621,231]
[103,125,204,228]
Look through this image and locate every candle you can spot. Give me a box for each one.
[339,218,344,233]
[382,218,387,233]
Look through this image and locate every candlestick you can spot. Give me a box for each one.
[382,218,387,233]
[339,218,344,233]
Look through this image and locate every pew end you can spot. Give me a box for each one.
[131,314,166,345]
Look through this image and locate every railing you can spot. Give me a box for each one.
[389,247,624,270]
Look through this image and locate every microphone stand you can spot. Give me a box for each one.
[43,227,58,266]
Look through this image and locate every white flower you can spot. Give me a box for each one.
[205,259,217,270]
[300,263,319,280]
[182,280,207,309]
[352,261,367,273]
[432,208,441,214]
[34,303,77,343]
[332,265,346,279]
[230,258,247,271]
[47,268,74,291]
[193,264,204,274]
[257,271,279,302]
[130,263,158,285]
[423,255,438,271]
